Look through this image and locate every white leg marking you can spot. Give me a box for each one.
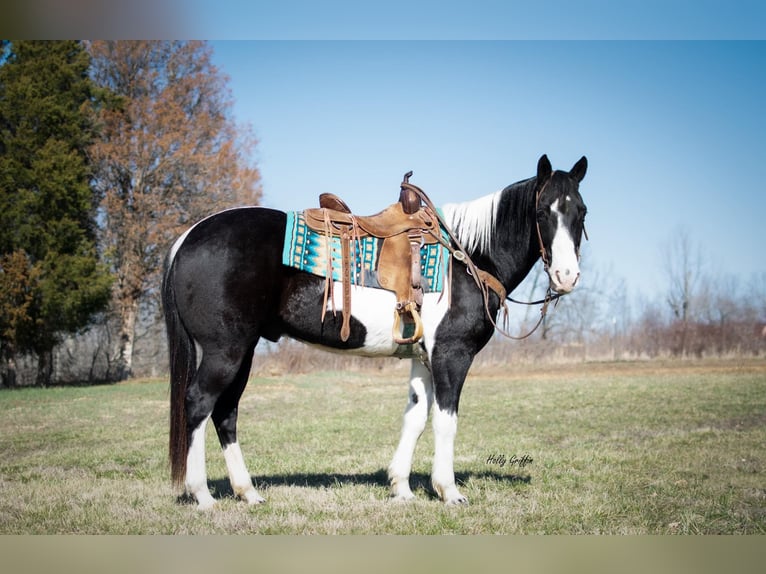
[186,416,216,509]
[222,442,266,505]
[388,360,434,501]
[432,405,467,505]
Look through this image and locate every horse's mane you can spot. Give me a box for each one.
[441,191,502,255]
[441,177,536,257]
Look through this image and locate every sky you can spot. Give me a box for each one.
[11,1,762,306]
[9,1,766,40]
[207,39,765,302]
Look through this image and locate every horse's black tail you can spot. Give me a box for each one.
[162,252,197,488]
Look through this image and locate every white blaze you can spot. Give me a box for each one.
[548,199,580,293]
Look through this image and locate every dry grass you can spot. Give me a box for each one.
[0,358,764,534]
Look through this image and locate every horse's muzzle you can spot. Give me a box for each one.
[549,267,580,294]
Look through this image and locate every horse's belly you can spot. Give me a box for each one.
[307,282,448,359]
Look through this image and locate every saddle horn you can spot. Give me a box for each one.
[399,170,421,214]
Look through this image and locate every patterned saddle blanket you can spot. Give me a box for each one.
[282,210,449,294]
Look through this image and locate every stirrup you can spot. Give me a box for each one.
[392,302,424,345]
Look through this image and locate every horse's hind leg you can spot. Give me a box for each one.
[388,359,434,500]
[211,348,265,505]
[185,414,215,509]
[184,346,258,509]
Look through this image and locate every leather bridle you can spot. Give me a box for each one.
[535,175,554,273]
[507,172,588,338]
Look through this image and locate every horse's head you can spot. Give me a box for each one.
[534,154,588,294]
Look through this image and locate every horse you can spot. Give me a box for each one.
[162,154,588,509]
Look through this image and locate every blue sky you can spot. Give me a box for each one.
[189,1,766,40]
[12,1,766,40]
[12,2,763,306]
[208,40,765,302]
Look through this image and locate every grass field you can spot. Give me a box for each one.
[0,358,764,534]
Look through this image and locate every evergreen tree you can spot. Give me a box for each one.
[0,41,112,387]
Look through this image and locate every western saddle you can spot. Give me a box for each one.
[302,172,442,345]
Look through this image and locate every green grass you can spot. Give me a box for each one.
[0,359,764,534]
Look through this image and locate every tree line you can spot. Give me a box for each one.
[1,42,763,387]
[0,41,260,386]
[491,234,766,364]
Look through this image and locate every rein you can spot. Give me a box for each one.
[400,173,561,341]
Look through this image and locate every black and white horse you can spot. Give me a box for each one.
[163,154,588,508]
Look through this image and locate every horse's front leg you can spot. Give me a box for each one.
[430,351,472,505]
[388,359,434,500]
[431,403,466,504]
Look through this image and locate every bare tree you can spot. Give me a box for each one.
[663,228,704,322]
[88,41,261,379]
[662,227,705,355]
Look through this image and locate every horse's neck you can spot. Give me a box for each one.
[449,181,540,292]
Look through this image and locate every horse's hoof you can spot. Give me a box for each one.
[390,492,416,503]
[242,490,266,505]
[445,495,469,506]
[196,498,217,511]
[236,485,266,506]
[188,489,217,510]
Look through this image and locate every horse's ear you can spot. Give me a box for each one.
[537,154,552,182]
[570,156,588,182]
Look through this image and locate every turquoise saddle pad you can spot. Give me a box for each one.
[282,211,449,293]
